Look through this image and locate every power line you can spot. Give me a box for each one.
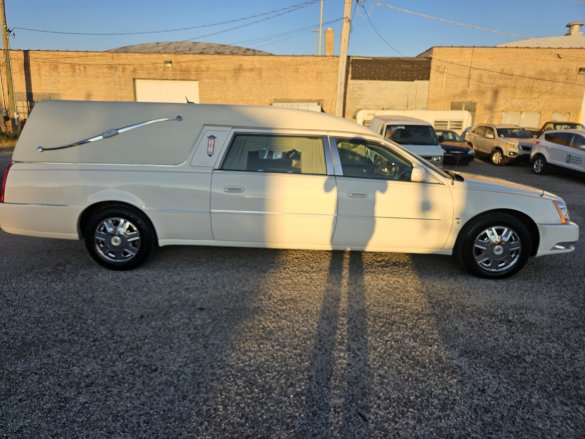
[229,18,343,49]
[433,57,585,86]
[371,0,530,38]
[12,0,319,36]
[181,1,320,43]
[356,1,405,56]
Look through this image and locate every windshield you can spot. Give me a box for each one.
[497,128,532,139]
[384,124,439,146]
[438,130,464,142]
[552,123,585,130]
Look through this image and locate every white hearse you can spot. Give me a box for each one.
[0,101,579,278]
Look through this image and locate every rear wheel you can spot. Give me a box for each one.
[84,206,156,270]
[456,213,532,279]
[490,148,507,166]
[532,155,547,175]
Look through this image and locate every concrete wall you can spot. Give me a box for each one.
[346,80,429,119]
[426,47,585,127]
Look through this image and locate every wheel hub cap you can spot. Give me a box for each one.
[94,217,141,263]
[473,225,521,273]
[492,245,504,256]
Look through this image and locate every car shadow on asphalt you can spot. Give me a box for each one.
[298,251,369,438]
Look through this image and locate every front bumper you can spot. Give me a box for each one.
[535,222,579,257]
[443,152,474,165]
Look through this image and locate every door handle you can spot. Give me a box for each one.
[347,192,367,198]
[224,186,245,194]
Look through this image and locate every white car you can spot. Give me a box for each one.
[368,115,445,167]
[0,101,579,279]
[531,129,585,175]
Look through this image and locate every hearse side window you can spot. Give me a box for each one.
[222,134,327,175]
[336,139,413,181]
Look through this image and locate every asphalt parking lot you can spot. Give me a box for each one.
[1,148,584,438]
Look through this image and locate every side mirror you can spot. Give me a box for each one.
[438,135,445,142]
[411,166,427,183]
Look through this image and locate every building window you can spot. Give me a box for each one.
[501,112,541,129]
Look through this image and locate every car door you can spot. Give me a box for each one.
[568,133,585,172]
[546,133,574,168]
[478,127,497,154]
[330,138,454,252]
[470,126,487,153]
[210,133,337,248]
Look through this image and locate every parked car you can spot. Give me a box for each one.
[465,124,536,165]
[528,121,585,138]
[530,129,585,175]
[435,129,466,146]
[435,129,474,165]
[368,115,444,167]
[0,101,579,278]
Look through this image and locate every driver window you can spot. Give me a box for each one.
[336,139,412,181]
[571,134,585,148]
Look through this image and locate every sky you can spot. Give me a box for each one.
[4,0,585,57]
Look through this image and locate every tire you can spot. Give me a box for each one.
[84,206,156,270]
[455,213,532,279]
[532,155,547,175]
[490,148,507,166]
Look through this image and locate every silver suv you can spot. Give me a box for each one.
[465,124,536,165]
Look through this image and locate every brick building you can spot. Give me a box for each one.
[2,22,585,129]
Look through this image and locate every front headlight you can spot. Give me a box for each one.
[428,155,443,164]
[553,200,571,224]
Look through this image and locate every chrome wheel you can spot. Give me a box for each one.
[84,206,155,270]
[456,213,531,278]
[94,217,141,263]
[472,225,521,273]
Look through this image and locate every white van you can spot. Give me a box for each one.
[368,115,445,167]
[0,101,578,278]
[355,109,473,135]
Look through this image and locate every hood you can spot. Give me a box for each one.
[401,143,444,156]
[455,172,557,199]
[441,143,473,152]
[502,137,537,144]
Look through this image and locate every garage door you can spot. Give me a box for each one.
[135,79,200,104]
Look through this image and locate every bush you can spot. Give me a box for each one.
[0,131,18,147]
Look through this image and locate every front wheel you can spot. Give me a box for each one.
[455,213,532,279]
[490,148,507,166]
[532,155,547,175]
[84,206,156,270]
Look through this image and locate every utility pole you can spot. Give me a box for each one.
[335,0,352,117]
[318,0,324,56]
[0,0,17,133]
